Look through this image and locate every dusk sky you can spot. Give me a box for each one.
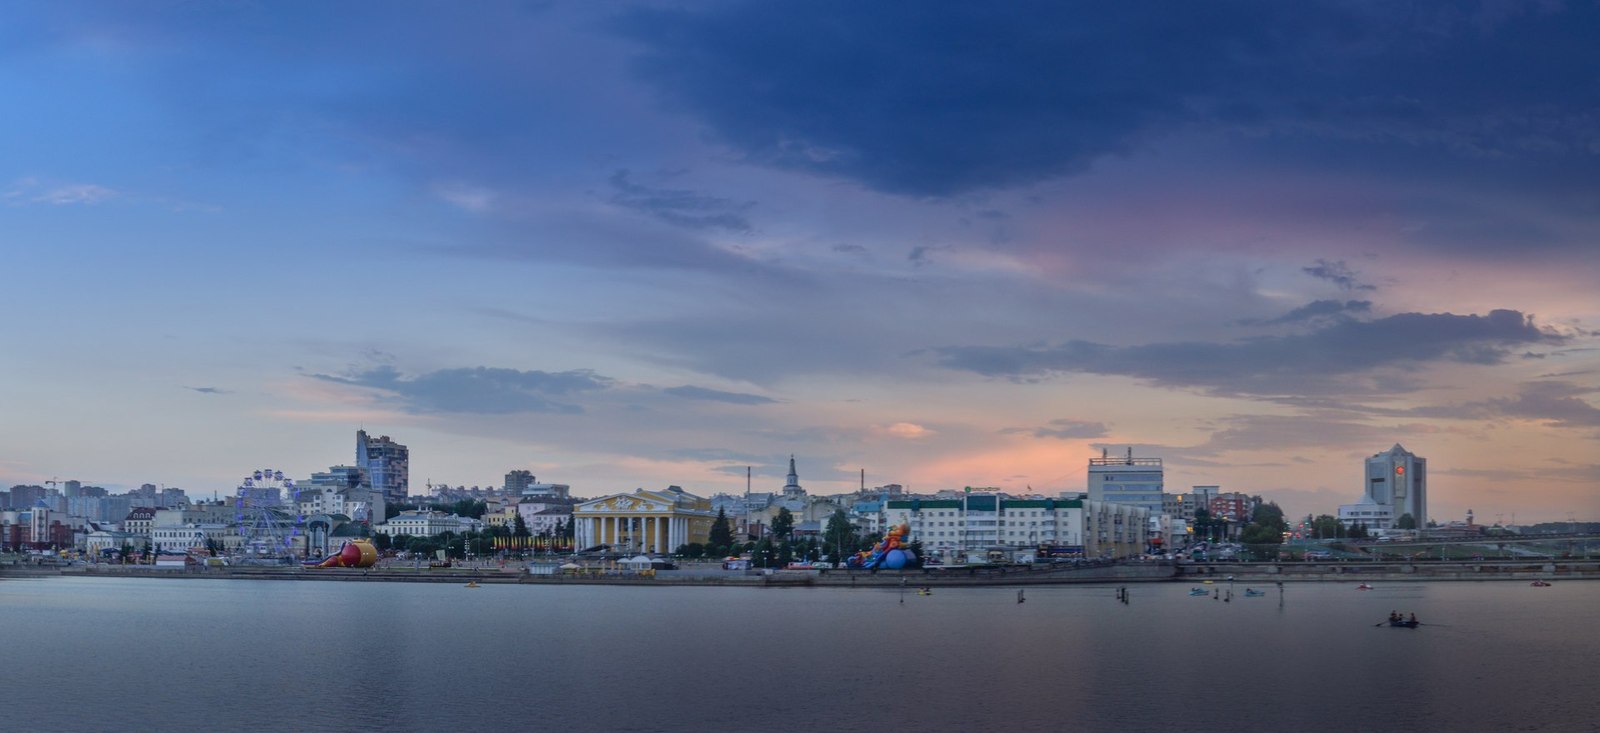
[3,1,1597,523]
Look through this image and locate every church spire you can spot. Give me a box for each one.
[783,455,803,495]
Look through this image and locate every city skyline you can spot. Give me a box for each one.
[3,3,1598,524]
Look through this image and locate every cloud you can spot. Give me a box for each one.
[3,178,119,206]
[935,309,1562,398]
[881,422,933,439]
[1408,381,1600,430]
[607,169,753,232]
[311,365,614,414]
[662,385,777,405]
[433,181,497,213]
[1003,419,1109,440]
[1301,260,1376,292]
[611,2,1600,197]
[1256,299,1373,326]
[183,386,230,395]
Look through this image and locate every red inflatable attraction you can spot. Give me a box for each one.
[304,539,379,568]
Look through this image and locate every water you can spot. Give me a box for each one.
[2,577,1596,732]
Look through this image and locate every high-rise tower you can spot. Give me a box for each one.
[1364,443,1426,527]
[357,429,409,504]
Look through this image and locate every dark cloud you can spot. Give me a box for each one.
[1408,381,1600,429]
[1301,260,1377,292]
[184,386,229,395]
[936,309,1562,398]
[1243,299,1372,326]
[663,385,777,405]
[312,365,613,414]
[612,2,1600,196]
[607,169,754,232]
[1002,419,1108,440]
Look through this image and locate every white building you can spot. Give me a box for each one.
[375,510,482,537]
[883,494,1150,562]
[150,524,236,554]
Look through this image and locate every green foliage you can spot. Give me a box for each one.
[679,542,705,558]
[1310,514,1345,539]
[428,499,489,520]
[1239,501,1287,546]
[1397,513,1417,530]
[405,536,437,554]
[371,533,392,552]
[513,513,531,538]
[771,507,795,540]
[709,508,734,551]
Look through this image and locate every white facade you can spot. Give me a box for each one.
[150,524,236,554]
[375,510,482,537]
[884,495,1150,561]
[296,486,384,524]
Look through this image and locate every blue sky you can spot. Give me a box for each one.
[3,1,1597,522]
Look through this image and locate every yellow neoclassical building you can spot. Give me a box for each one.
[573,487,715,554]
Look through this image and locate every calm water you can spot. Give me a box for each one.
[2,577,1597,732]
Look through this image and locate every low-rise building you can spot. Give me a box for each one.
[375,510,482,537]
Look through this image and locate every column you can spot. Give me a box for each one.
[656,516,665,554]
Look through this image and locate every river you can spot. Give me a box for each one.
[2,577,1595,731]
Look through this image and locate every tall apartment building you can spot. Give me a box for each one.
[505,470,535,494]
[357,430,409,504]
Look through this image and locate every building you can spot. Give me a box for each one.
[357,429,409,503]
[505,470,536,494]
[781,455,804,497]
[572,487,716,555]
[1208,492,1255,524]
[882,493,1151,562]
[296,465,385,524]
[123,507,158,538]
[375,510,482,537]
[1366,443,1426,527]
[1088,448,1165,514]
[1339,443,1427,530]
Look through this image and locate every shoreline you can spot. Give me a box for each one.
[5,558,1597,586]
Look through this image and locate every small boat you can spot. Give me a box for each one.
[1243,589,1266,597]
[465,581,481,588]
[1189,588,1209,596]
[1357,583,1374,590]
[917,589,933,596]
[1388,619,1420,628]
[1531,580,1552,587]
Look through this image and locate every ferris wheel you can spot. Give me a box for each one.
[233,468,305,563]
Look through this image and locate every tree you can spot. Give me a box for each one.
[1310,514,1344,540]
[513,513,531,538]
[771,507,795,541]
[708,508,734,555]
[823,510,855,563]
[371,533,392,552]
[1397,513,1417,530]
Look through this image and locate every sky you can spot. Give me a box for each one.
[2,1,1597,524]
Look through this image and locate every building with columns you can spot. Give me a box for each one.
[573,487,715,555]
